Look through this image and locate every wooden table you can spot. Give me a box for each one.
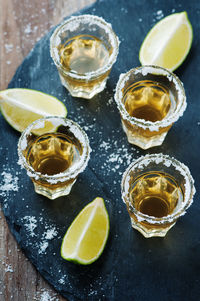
[0,1,95,300]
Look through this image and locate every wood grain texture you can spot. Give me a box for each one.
[0,0,95,300]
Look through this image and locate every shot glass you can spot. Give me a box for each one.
[18,116,91,199]
[50,14,119,99]
[114,65,186,149]
[121,154,195,238]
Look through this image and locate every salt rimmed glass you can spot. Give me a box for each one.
[121,154,195,238]
[18,116,91,199]
[50,14,119,99]
[114,65,186,149]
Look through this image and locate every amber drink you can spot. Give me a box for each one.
[50,15,119,99]
[114,66,186,149]
[18,117,90,199]
[121,154,195,238]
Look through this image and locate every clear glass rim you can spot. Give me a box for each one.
[121,153,195,224]
[18,116,91,183]
[50,14,120,80]
[114,65,187,131]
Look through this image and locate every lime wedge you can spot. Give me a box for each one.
[0,88,67,132]
[61,197,109,265]
[139,11,193,71]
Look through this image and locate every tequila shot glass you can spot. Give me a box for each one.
[18,116,91,199]
[121,154,195,238]
[114,65,186,149]
[50,14,119,99]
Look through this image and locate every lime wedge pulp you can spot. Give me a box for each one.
[0,88,67,132]
[61,197,110,265]
[139,11,193,71]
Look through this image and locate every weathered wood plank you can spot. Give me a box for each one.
[0,1,95,300]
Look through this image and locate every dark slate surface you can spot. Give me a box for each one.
[1,0,200,300]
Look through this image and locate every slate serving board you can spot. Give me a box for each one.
[1,0,200,300]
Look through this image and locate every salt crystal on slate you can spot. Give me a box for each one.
[0,171,19,195]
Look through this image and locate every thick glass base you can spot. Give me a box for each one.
[33,179,76,200]
[130,218,175,238]
[122,122,168,149]
[59,73,107,99]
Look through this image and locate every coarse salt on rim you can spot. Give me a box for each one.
[18,116,91,184]
[121,153,195,224]
[114,65,187,132]
[50,14,120,80]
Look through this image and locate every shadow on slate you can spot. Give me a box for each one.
[1,0,200,300]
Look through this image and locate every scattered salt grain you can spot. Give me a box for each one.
[24,23,32,34]
[36,226,58,254]
[4,264,13,273]
[0,171,19,196]
[121,7,128,14]
[22,216,37,237]
[4,44,13,53]
[99,141,111,151]
[58,275,68,285]
[58,277,65,285]
[88,289,98,296]
[83,124,95,131]
[34,289,59,301]
[33,26,38,33]
[44,227,58,240]
[108,97,113,105]
[155,10,164,20]
[38,241,49,254]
